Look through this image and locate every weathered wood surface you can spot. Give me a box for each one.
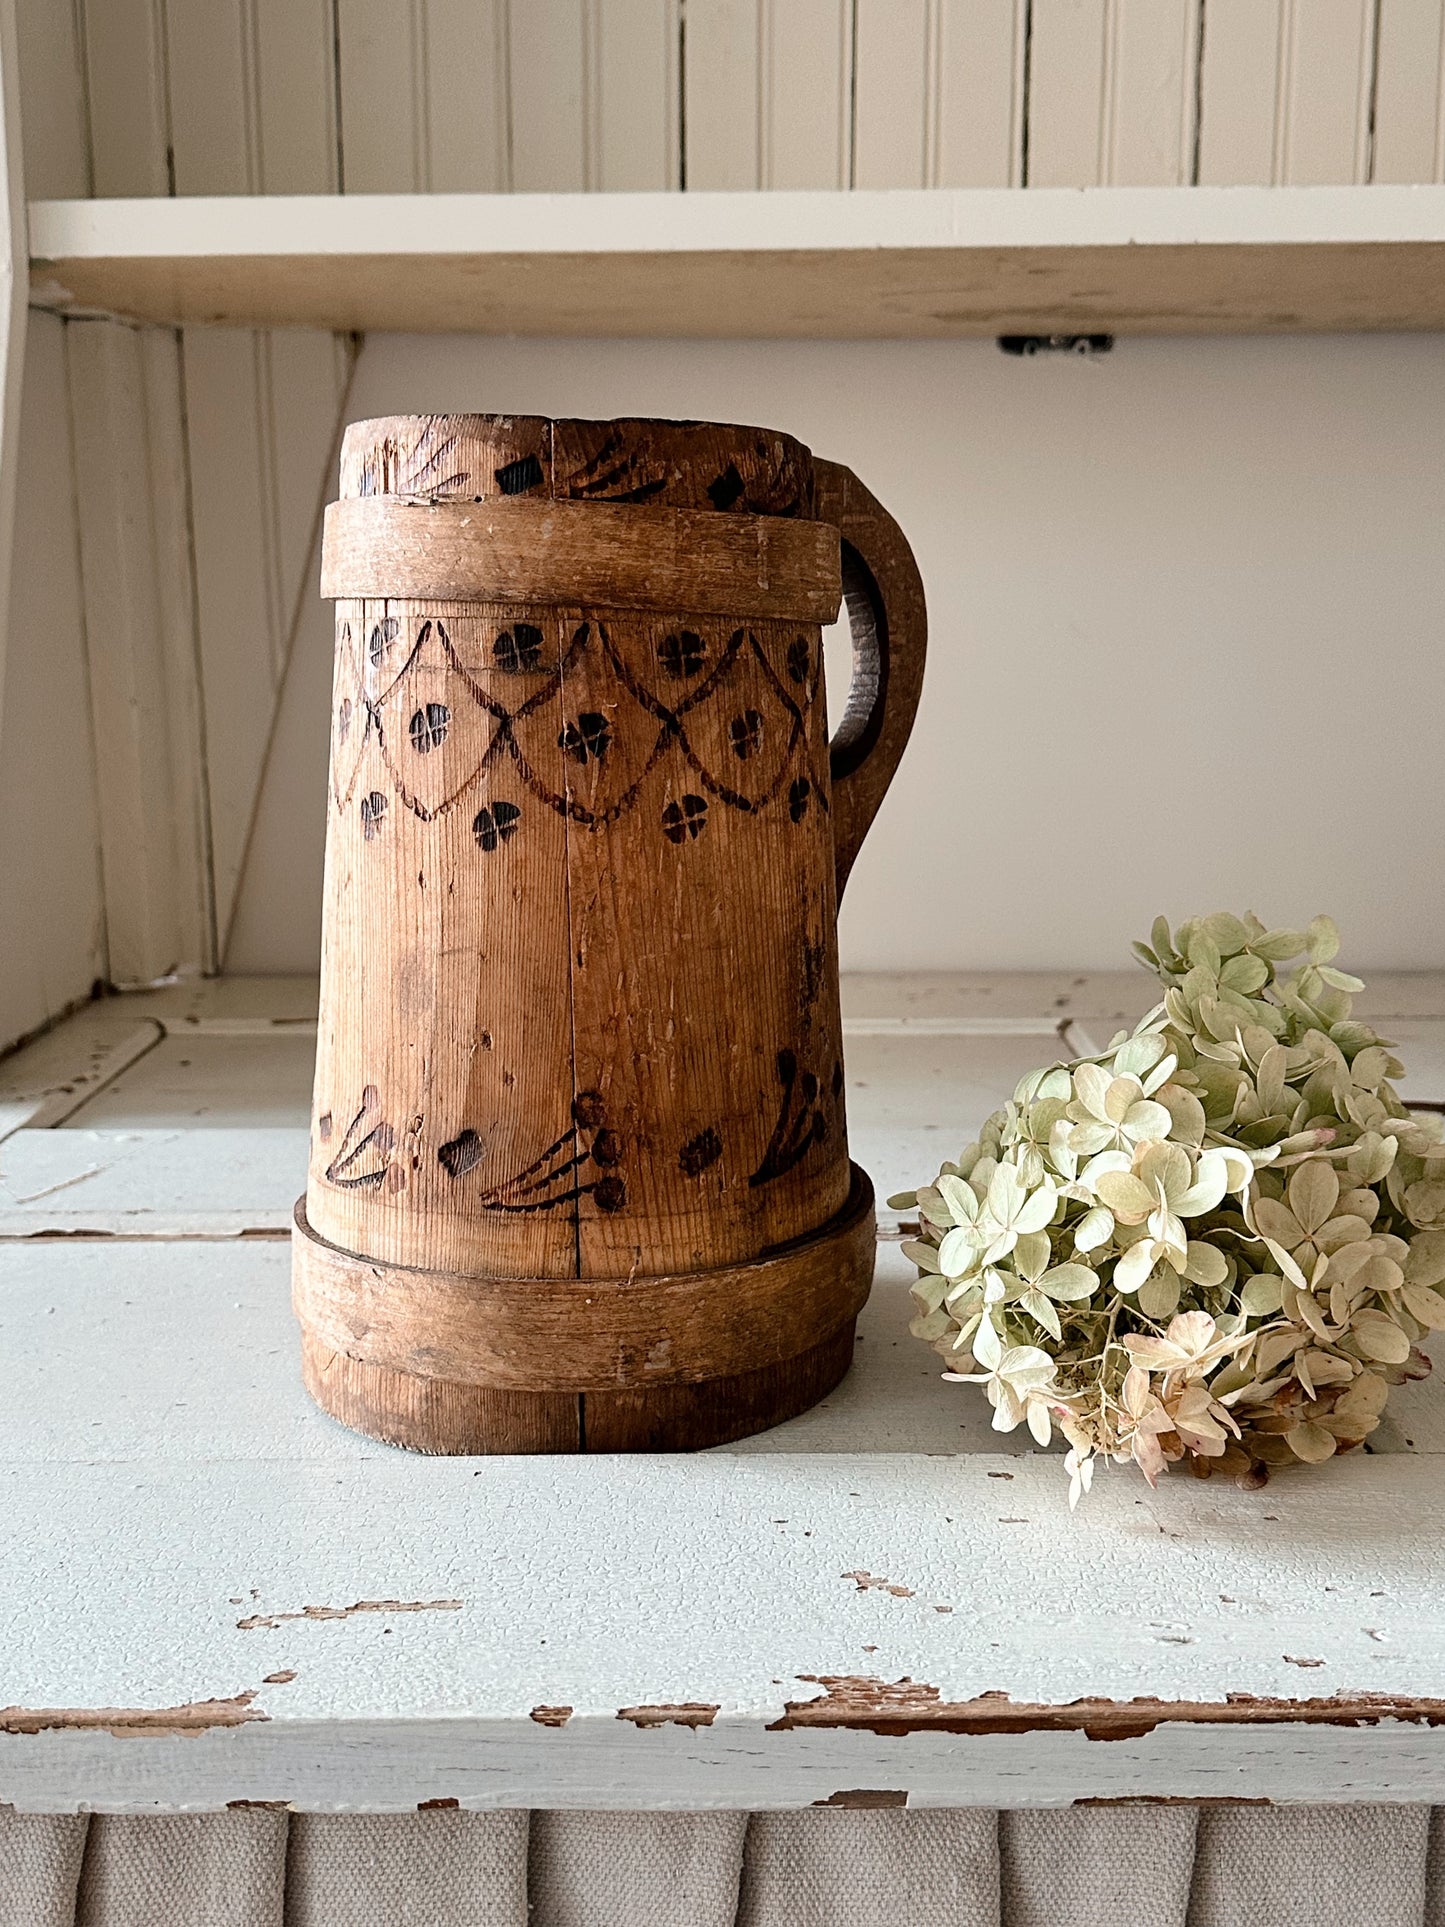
[6,1432,1445,1810]
[816,459,927,896]
[303,415,923,1452]
[293,1172,874,1392]
[1,980,1444,1807]
[320,497,843,621]
[28,186,1445,337]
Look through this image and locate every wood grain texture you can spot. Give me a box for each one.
[816,460,927,901]
[300,413,924,1450]
[34,187,1445,336]
[293,1171,872,1390]
[321,497,841,619]
[301,1316,859,1453]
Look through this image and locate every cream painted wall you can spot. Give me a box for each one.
[226,328,1445,975]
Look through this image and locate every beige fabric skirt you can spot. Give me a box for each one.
[0,1804,1437,1926]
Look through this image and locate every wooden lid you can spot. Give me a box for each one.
[338,414,817,518]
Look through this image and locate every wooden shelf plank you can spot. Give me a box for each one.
[27,185,1445,337]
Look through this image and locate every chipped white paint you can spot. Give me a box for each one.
[5,1449,1445,1810]
[0,974,1443,1811]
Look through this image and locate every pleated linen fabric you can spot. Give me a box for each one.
[529,1811,746,1927]
[287,1812,528,1927]
[1001,1805,1199,1925]
[739,1810,999,1926]
[0,1805,1439,1927]
[76,1813,287,1927]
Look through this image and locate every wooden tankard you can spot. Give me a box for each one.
[292,414,926,1452]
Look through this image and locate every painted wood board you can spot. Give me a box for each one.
[30,185,1445,337]
[424,0,509,194]
[682,0,761,190]
[0,1235,984,1457]
[5,1447,1445,1809]
[55,1031,316,1129]
[851,0,931,190]
[590,0,679,192]
[0,980,318,1135]
[934,0,1028,188]
[761,0,849,190]
[1196,0,1287,185]
[14,0,89,198]
[79,0,168,199]
[509,0,588,193]
[1372,0,1445,184]
[1,978,1445,1807]
[252,0,341,195]
[0,313,104,1057]
[65,319,211,984]
[1277,0,1376,187]
[1024,0,1112,187]
[335,0,426,194]
[0,1127,305,1236]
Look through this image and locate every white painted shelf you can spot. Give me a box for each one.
[27,187,1445,338]
[2,974,1445,1813]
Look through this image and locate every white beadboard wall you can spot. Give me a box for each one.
[227,327,1445,977]
[21,0,1445,200]
[0,312,103,1051]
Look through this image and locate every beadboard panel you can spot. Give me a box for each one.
[0,313,102,1054]
[20,0,1445,197]
[934,0,1028,188]
[183,326,353,954]
[163,0,340,197]
[424,0,509,193]
[48,0,354,973]
[14,0,88,198]
[683,0,761,189]
[851,0,929,189]
[1198,0,1381,186]
[65,320,210,984]
[1026,0,1200,189]
[1372,0,1445,182]
[762,0,848,190]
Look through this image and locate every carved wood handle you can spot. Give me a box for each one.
[814,459,928,901]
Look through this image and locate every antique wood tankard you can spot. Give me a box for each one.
[292,414,926,1452]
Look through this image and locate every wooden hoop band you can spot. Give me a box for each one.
[292,1165,876,1392]
[320,496,843,622]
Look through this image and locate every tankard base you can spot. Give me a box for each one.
[292,1166,876,1455]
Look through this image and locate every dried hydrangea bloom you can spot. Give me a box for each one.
[893,912,1443,1499]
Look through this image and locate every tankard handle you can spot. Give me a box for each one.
[814,459,928,902]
